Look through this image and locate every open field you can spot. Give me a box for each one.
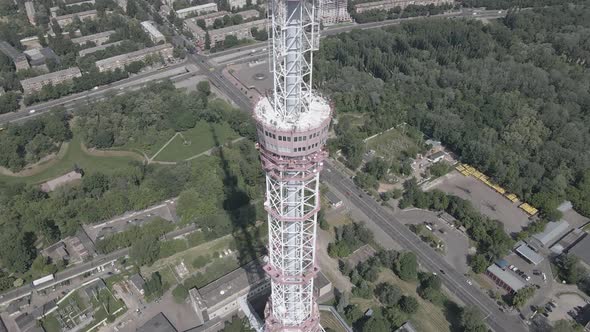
[153,121,238,162]
[0,134,143,185]
[377,270,453,332]
[429,171,530,235]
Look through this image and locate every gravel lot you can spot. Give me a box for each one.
[429,172,530,235]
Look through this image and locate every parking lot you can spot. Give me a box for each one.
[397,209,470,274]
[429,172,531,235]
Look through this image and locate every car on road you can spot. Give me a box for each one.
[29,109,36,114]
[542,273,547,281]
[466,280,472,285]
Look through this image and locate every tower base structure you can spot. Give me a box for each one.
[254,94,332,331]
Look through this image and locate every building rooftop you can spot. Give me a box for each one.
[515,244,544,265]
[569,233,590,267]
[395,321,417,332]
[138,312,177,332]
[325,191,341,206]
[189,10,229,22]
[141,21,165,39]
[236,9,259,19]
[176,3,217,15]
[532,220,570,247]
[14,313,35,332]
[71,30,115,44]
[487,264,525,292]
[95,43,172,67]
[84,279,107,298]
[208,19,267,37]
[20,67,81,86]
[0,41,22,59]
[55,9,97,20]
[30,299,57,319]
[0,316,7,332]
[495,258,509,269]
[428,151,446,160]
[78,40,124,57]
[254,93,332,131]
[198,260,267,306]
[129,273,145,291]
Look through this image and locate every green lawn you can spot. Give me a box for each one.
[154,121,238,162]
[40,315,62,332]
[0,133,142,185]
[366,127,422,164]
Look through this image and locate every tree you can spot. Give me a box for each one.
[144,272,163,298]
[375,282,402,306]
[399,295,419,314]
[0,231,37,274]
[197,81,211,96]
[362,317,390,332]
[396,252,417,281]
[470,254,488,274]
[0,92,19,114]
[511,286,535,308]
[558,254,584,284]
[460,307,487,332]
[172,284,189,303]
[130,236,161,266]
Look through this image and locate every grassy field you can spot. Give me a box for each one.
[153,121,238,162]
[0,133,142,185]
[366,127,422,164]
[350,269,453,332]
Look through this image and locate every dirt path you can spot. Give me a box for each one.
[184,136,245,161]
[0,142,69,177]
[150,132,181,162]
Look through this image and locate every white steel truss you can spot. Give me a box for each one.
[263,166,322,330]
[268,0,320,121]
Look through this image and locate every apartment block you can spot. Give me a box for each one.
[54,9,98,28]
[228,0,247,10]
[141,21,166,44]
[320,0,352,24]
[208,19,266,44]
[185,10,229,28]
[95,43,173,72]
[78,40,124,57]
[0,41,30,71]
[71,30,115,46]
[20,67,82,94]
[24,1,36,25]
[354,0,452,13]
[175,3,218,18]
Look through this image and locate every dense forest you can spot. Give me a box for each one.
[316,3,590,218]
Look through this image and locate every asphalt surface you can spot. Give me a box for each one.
[321,161,525,332]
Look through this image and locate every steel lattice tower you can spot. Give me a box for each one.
[253,0,331,329]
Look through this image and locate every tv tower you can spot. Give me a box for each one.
[253,0,331,328]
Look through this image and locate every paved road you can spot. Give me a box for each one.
[0,61,191,125]
[321,161,526,332]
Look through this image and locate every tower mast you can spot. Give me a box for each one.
[253,0,331,329]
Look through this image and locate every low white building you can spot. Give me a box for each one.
[176,3,218,19]
[141,21,166,44]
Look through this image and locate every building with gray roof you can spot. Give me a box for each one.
[569,233,590,268]
[530,220,570,249]
[54,9,98,28]
[130,273,146,295]
[20,67,82,94]
[138,312,177,332]
[486,264,525,295]
[515,244,544,265]
[71,30,115,46]
[95,43,173,72]
[0,41,30,71]
[208,19,267,45]
[0,316,7,332]
[78,40,124,57]
[325,191,342,208]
